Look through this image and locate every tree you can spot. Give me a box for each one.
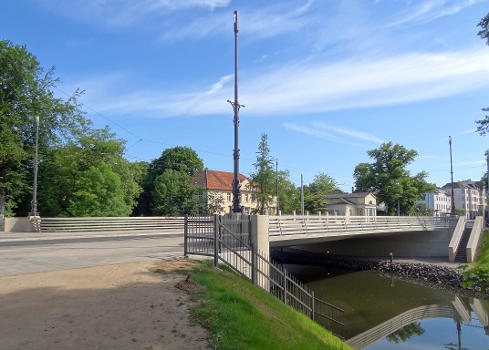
[414,203,434,216]
[37,127,143,217]
[276,170,301,214]
[250,134,274,214]
[135,146,203,216]
[353,142,435,215]
[0,40,88,216]
[476,13,489,135]
[386,323,425,343]
[151,170,200,216]
[206,191,225,215]
[304,173,341,214]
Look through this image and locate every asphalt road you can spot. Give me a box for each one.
[0,234,184,276]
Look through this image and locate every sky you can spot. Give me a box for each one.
[1,0,489,191]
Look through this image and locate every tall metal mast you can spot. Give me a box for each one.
[449,136,455,215]
[227,10,244,213]
[30,116,39,217]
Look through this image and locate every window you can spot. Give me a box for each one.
[227,193,231,201]
[245,194,249,202]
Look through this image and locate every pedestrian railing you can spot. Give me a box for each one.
[269,215,451,238]
[40,216,184,233]
[184,214,344,326]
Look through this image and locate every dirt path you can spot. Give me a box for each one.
[0,260,209,349]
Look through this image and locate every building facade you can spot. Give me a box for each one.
[441,181,481,219]
[325,192,377,216]
[417,188,451,216]
[192,170,266,215]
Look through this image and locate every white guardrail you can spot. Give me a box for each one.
[448,216,466,262]
[466,216,485,263]
[39,216,184,233]
[269,215,452,237]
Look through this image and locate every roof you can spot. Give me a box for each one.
[441,182,480,191]
[192,170,251,191]
[325,192,376,199]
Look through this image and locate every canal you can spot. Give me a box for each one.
[286,264,489,349]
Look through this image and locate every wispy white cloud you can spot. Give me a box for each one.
[454,160,485,166]
[461,128,476,134]
[283,121,383,146]
[75,48,489,118]
[161,1,315,41]
[283,122,369,147]
[387,0,486,27]
[35,0,231,27]
[312,122,384,143]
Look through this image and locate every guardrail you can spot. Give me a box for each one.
[40,216,184,233]
[269,215,451,237]
[448,216,466,262]
[346,304,455,350]
[184,215,345,326]
[466,216,485,263]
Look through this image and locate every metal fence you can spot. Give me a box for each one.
[184,214,344,326]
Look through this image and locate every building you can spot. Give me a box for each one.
[192,169,264,215]
[441,181,481,219]
[417,188,451,216]
[325,192,377,216]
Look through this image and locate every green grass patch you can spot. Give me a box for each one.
[187,260,350,350]
[476,229,489,269]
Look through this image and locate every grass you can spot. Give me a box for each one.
[475,229,489,269]
[186,260,350,350]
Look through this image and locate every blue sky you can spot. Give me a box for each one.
[2,0,488,191]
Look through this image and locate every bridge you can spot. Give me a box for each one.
[269,215,451,246]
[2,214,484,262]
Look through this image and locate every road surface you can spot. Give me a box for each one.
[0,234,184,276]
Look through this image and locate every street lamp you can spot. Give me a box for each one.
[227,10,244,214]
[30,116,39,217]
[449,136,455,216]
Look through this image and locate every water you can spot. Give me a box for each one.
[286,264,489,350]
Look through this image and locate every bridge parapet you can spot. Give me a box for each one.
[269,215,451,239]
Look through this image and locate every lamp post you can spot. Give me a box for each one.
[30,116,39,217]
[300,174,304,215]
[227,10,244,214]
[449,136,455,216]
[276,159,279,215]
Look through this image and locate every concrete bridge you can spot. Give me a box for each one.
[267,215,484,262]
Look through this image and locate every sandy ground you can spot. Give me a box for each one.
[0,260,209,349]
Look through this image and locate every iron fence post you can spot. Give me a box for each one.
[312,290,315,321]
[251,243,256,285]
[183,214,188,257]
[213,214,219,267]
[284,268,288,305]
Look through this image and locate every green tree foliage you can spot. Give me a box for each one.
[414,203,434,216]
[304,172,341,214]
[354,142,435,215]
[386,323,425,343]
[0,40,87,216]
[206,191,225,215]
[135,146,203,216]
[37,128,143,217]
[152,170,200,216]
[476,13,489,135]
[250,134,274,214]
[277,170,301,214]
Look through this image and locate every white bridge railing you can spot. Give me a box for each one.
[269,215,452,237]
[40,216,184,233]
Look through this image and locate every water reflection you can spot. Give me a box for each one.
[285,265,489,349]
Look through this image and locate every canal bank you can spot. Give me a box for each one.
[271,248,489,297]
[283,263,489,349]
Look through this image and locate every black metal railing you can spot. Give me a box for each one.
[184,214,344,326]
